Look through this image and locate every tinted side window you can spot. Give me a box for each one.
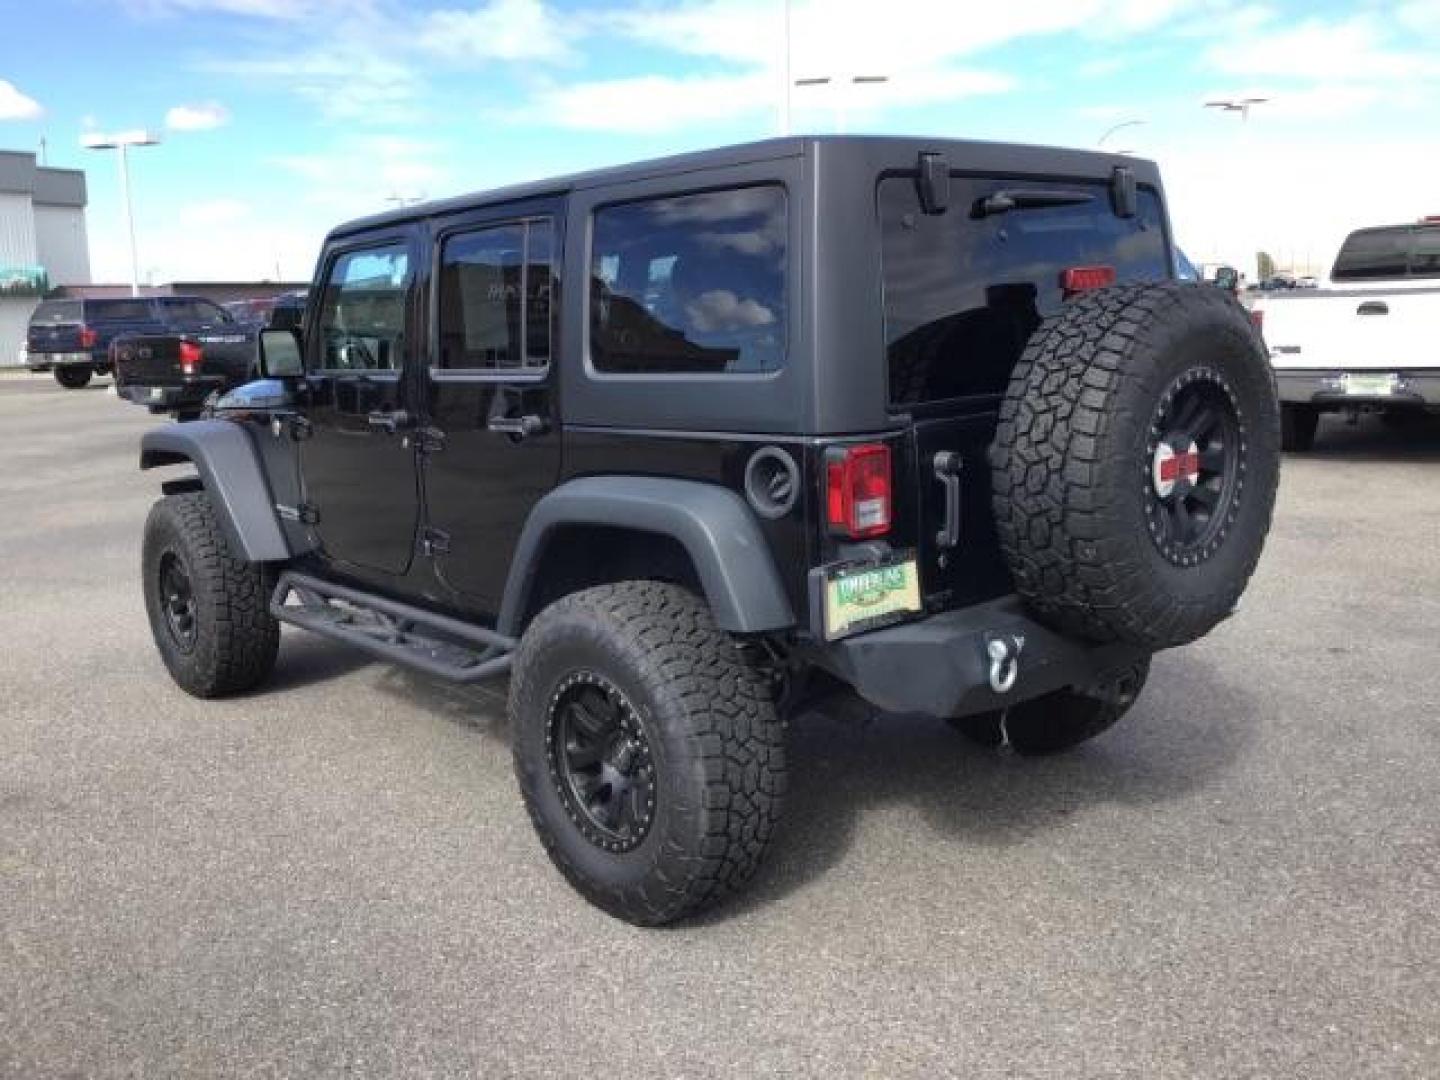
[162,298,228,323]
[91,299,155,321]
[436,219,552,371]
[880,176,1169,406]
[1332,227,1410,281]
[314,243,410,371]
[1409,226,1440,277]
[590,186,786,375]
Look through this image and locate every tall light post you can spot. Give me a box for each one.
[793,74,890,133]
[82,130,161,297]
[1204,98,1269,281]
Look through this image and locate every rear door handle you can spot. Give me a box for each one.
[1357,301,1389,315]
[487,414,549,438]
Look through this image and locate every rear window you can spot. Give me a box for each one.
[29,300,82,325]
[1331,225,1440,281]
[880,175,1169,406]
[89,299,154,321]
[590,185,787,375]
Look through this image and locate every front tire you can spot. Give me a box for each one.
[54,366,92,389]
[142,492,280,698]
[509,582,787,925]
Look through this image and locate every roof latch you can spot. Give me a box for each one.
[1111,165,1137,219]
[917,152,949,215]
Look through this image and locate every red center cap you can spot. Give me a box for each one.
[1153,441,1200,498]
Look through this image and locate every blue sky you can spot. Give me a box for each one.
[2,0,1438,283]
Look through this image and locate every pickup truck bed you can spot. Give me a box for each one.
[113,329,258,418]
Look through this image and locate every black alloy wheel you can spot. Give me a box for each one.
[1144,367,1245,568]
[545,671,656,854]
[158,552,199,654]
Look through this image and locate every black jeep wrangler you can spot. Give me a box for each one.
[136,137,1280,925]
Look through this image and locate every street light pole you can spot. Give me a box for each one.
[793,74,889,133]
[82,130,160,298]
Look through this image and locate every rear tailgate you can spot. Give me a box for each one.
[26,300,86,355]
[877,170,1175,614]
[1258,285,1440,372]
[113,331,256,390]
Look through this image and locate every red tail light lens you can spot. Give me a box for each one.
[826,443,892,539]
[1060,265,1116,296]
[79,325,97,348]
[178,340,203,375]
[1249,309,1264,333]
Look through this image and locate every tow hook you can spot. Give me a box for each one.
[985,633,1025,694]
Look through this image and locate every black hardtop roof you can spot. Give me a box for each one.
[328,134,1160,241]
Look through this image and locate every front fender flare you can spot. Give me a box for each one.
[498,476,795,636]
[140,420,291,562]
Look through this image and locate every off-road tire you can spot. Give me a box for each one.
[142,492,279,698]
[53,366,92,389]
[1281,404,1319,451]
[991,283,1280,649]
[510,581,787,926]
[949,657,1150,756]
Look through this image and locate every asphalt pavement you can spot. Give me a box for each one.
[2,372,1437,1078]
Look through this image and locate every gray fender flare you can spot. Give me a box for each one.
[140,420,291,562]
[497,476,795,636]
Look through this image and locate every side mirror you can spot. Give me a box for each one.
[258,327,304,378]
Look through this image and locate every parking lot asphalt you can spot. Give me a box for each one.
[1,371,1437,1079]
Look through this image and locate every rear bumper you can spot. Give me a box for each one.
[810,594,1150,719]
[27,351,97,372]
[117,377,225,411]
[1275,369,1440,409]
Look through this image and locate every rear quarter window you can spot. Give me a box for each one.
[880,175,1169,406]
[589,185,787,375]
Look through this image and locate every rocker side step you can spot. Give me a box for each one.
[270,571,515,683]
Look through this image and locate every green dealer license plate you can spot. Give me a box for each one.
[824,557,921,640]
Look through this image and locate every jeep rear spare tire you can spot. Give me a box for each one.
[990,283,1280,650]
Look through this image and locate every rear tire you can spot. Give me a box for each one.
[990,283,1280,650]
[54,366,92,389]
[509,581,787,925]
[949,658,1150,756]
[142,492,280,698]
[1281,403,1319,451]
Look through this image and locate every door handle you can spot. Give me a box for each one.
[367,408,413,434]
[1357,301,1389,316]
[487,414,549,438]
[933,451,963,550]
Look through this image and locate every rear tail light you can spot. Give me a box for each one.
[178,340,203,375]
[1249,309,1264,333]
[1060,265,1116,297]
[79,325,97,349]
[826,443,892,539]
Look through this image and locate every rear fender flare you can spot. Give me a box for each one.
[140,420,291,562]
[498,476,795,636]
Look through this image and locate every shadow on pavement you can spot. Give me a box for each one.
[1302,411,1440,463]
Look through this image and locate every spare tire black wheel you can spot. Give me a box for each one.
[991,283,1280,650]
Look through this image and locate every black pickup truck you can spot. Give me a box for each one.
[112,293,305,419]
[25,295,238,390]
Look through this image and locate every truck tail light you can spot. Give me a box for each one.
[79,325,97,348]
[1060,265,1116,297]
[178,340,203,375]
[826,443,892,539]
[1249,308,1264,333]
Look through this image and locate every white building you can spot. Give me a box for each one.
[1,150,90,366]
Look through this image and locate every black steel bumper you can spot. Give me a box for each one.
[1275,369,1440,409]
[811,594,1149,719]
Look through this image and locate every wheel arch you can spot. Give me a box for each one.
[140,420,292,563]
[497,476,796,637]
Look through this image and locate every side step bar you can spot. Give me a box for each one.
[269,571,515,683]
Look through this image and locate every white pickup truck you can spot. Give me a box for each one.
[1253,218,1440,450]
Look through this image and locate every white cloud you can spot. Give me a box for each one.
[206,43,423,123]
[0,79,42,121]
[417,0,575,62]
[165,101,231,131]
[1206,16,1439,82]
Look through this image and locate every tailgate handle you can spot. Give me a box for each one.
[1357,301,1389,316]
[933,451,963,550]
